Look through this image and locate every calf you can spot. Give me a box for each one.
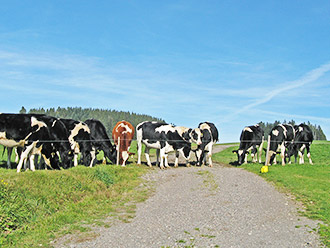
[112,121,134,166]
[85,119,117,164]
[60,118,96,168]
[0,113,59,172]
[232,124,264,165]
[286,123,313,164]
[136,121,194,169]
[195,122,219,167]
[265,124,295,166]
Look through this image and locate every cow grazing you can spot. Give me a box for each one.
[0,113,59,172]
[85,119,117,164]
[60,118,96,168]
[196,122,219,167]
[112,121,134,166]
[30,114,73,169]
[136,121,195,169]
[232,124,264,165]
[265,124,295,166]
[286,123,313,164]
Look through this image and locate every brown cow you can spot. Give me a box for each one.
[112,121,135,166]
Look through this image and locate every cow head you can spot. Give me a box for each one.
[285,143,298,162]
[232,149,249,165]
[190,128,203,145]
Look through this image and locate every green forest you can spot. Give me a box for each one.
[19,106,164,138]
[18,107,327,141]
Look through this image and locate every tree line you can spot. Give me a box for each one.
[19,106,165,139]
[257,120,327,140]
[18,107,327,141]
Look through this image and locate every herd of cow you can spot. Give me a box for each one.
[233,123,314,166]
[0,113,219,172]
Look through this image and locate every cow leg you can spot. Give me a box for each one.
[121,151,129,167]
[7,147,12,169]
[159,149,165,169]
[251,147,258,163]
[17,143,35,173]
[244,153,248,164]
[306,145,313,165]
[73,153,79,167]
[174,150,179,167]
[29,154,36,171]
[258,141,264,164]
[207,143,213,167]
[164,153,170,168]
[144,147,152,167]
[299,144,306,164]
[156,149,160,167]
[281,143,286,166]
[137,141,142,165]
[89,149,96,168]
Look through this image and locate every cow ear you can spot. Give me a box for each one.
[232,150,238,154]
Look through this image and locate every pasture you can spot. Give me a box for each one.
[213,140,330,247]
[0,141,329,247]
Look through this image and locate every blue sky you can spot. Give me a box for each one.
[1,0,330,142]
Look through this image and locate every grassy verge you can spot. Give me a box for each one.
[0,160,150,247]
[213,141,330,247]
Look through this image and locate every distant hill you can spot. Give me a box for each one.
[20,106,165,138]
[257,120,327,140]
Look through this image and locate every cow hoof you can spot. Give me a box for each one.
[186,163,191,167]
[208,164,213,167]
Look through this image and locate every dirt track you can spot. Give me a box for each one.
[54,145,322,248]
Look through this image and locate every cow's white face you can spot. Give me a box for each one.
[190,128,202,145]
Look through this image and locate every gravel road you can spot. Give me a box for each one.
[55,145,323,248]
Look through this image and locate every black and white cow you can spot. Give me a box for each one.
[84,119,117,164]
[232,124,264,165]
[59,118,96,168]
[0,113,59,172]
[25,114,74,169]
[195,122,219,167]
[286,123,313,164]
[136,121,199,169]
[265,124,295,166]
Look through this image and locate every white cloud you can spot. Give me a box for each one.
[223,62,330,122]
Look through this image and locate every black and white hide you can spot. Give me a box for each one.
[232,124,264,165]
[265,124,295,166]
[84,119,117,164]
[0,113,59,172]
[286,123,313,164]
[60,118,96,168]
[136,121,194,169]
[195,122,219,167]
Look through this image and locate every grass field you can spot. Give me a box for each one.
[0,144,150,247]
[1,141,329,247]
[213,141,330,247]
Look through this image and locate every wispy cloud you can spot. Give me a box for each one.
[223,62,330,122]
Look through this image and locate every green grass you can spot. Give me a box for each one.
[0,148,150,247]
[213,141,330,247]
